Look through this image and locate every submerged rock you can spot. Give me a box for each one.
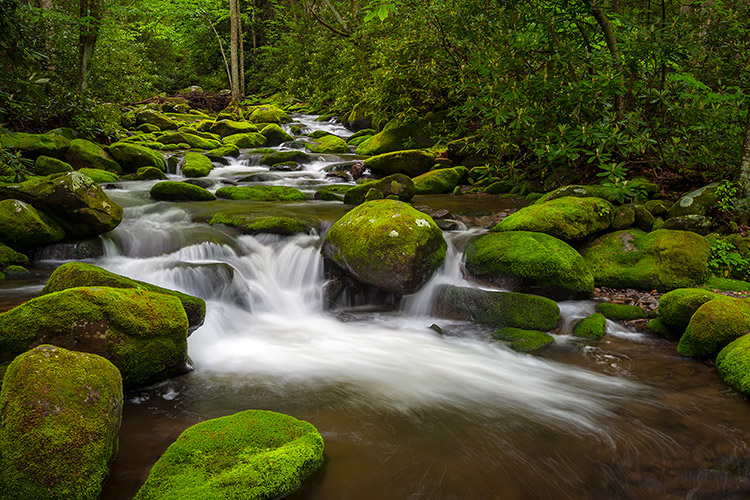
[0,345,123,500]
[677,298,750,358]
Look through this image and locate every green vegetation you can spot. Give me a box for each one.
[216,185,306,201]
[210,213,311,235]
[595,303,646,321]
[677,298,750,358]
[150,181,216,201]
[493,327,555,353]
[716,334,750,396]
[573,313,607,339]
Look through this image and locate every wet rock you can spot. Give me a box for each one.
[572,313,606,339]
[343,174,415,205]
[493,327,554,352]
[210,214,311,235]
[668,183,718,218]
[65,138,122,173]
[363,149,436,178]
[216,185,306,201]
[413,166,468,194]
[209,119,259,137]
[305,134,349,154]
[0,199,65,250]
[150,181,216,202]
[677,298,750,358]
[716,334,750,396]
[108,142,166,172]
[181,152,213,177]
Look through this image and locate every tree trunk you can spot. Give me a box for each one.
[229,0,241,106]
[740,105,750,199]
[77,0,101,94]
[584,0,624,117]
[238,0,245,97]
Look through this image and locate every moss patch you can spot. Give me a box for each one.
[716,334,750,396]
[413,166,467,194]
[343,174,415,205]
[216,185,306,201]
[34,156,74,176]
[657,288,728,333]
[305,135,349,154]
[223,132,266,149]
[572,313,607,339]
[79,168,120,183]
[150,181,216,202]
[0,199,65,250]
[108,142,166,173]
[65,139,122,174]
[181,152,213,178]
[259,124,293,146]
[493,327,554,352]
[677,298,750,358]
[362,149,436,178]
[595,302,646,320]
[210,213,311,235]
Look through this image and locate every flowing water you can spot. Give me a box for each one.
[7,115,750,499]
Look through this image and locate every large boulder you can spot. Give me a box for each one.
[343,174,415,205]
[657,288,729,335]
[0,243,28,268]
[580,229,710,291]
[150,181,216,202]
[493,196,614,243]
[209,120,259,137]
[0,345,122,500]
[677,298,750,358]
[413,166,467,194]
[0,199,65,250]
[248,105,290,124]
[432,285,560,331]
[305,135,349,154]
[181,152,213,178]
[216,185,306,201]
[355,114,444,156]
[108,142,166,172]
[41,261,206,331]
[65,139,122,173]
[222,132,266,149]
[363,150,436,178]
[210,213,311,235]
[133,410,323,500]
[260,124,293,146]
[716,334,750,396]
[464,231,594,299]
[34,155,74,176]
[0,172,123,238]
[322,200,446,294]
[0,131,70,158]
[0,287,189,387]
[135,109,178,130]
[261,150,313,166]
[668,183,718,218]
[79,168,120,183]
[179,133,222,150]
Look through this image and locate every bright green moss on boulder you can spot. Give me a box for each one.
[355,118,438,156]
[657,288,728,333]
[150,181,216,202]
[0,131,70,158]
[260,124,293,146]
[0,243,28,268]
[595,302,646,320]
[572,313,607,339]
[248,105,290,124]
[41,261,206,331]
[493,327,554,352]
[362,149,436,178]
[464,231,594,299]
[677,298,750,358]
[65,139,122,173]
[432,285,560,331]
[79,168,120,183]
[207,144,240,159]
[261,150,313,166]
[135,109,178,130]
[136,166,167,180]
[581,229,710,291]
[181,133,222,150]
[668,183,717,218]
[210,213,311,235]
[216,185,306,201]
[716,334,750,396]
[412,166,467,194]
[305,134,349,154]
[34,155,74,175]
[0,286,189,387]
[181,152,213,177]
[0,199,65,250]
[209,120,259,137]
[108,142,166,172]
[223,132,266,148]
[647,317,674,338]
[343,174,415,205]
[133,410,323,500]
[494,196,614,242]
[323,200,446,294]
[0,345,123,500]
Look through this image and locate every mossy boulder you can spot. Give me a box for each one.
[494,196,614,243]
[135,109,178,130]
[34,156,74,176]
[180,133,222,150]
[210,213,311,235]
[0,243,28,268]
[432,285,560,331]
[41,261,206,331]
[0,171,123,238]
[223,132,266,149]
[3,265,30,279]
[133,410,323,500]
[181,152,213,178]
[0,287,189,387]
[322,200,446,294]
[464,231,594,299]
[493,327,554,352]
[216,185,306,201]
[595,302,646,320]
[65,139,122,174]
[668,183,718,218]
[412,166,467,194]
[716,334,750,396]
[136,166,168,180]
[79,168,120,183]
[150,181,216,202]
[343,174,415,205]
[261,150,313,166]
[580,229,710,292]
[108,142,166,173]
[572,313,607,339]
[260,124,293,146]
[0,345,122,500]
[677,298,750,358]
[663,214,713,235]
[305,135,349,154]
[355,117,440,156]
[207,144,240,160]
[362,150,436,178]
[0,131,70,158]
[0,199,65,250]
[657,288,728,334]
[248,105,290,124]
[209,120,259,137]
[611,206,635,230]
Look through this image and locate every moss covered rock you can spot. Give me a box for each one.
[181,133,222,150]
[108,142,166,173]
[716,334,750,396]
[464,231,594,299]
[260,124,293,146]
[0,243,28,268]
[216,185,306,201]
[493,327,554,352]
[355,117,440,156]
[595,303,646,320]
[0,287,188,387]
[580,229,710,292]
[305,135,349,154]
[0,199,65,250]
[41,261,206,331]
[0,131,70,158]
[663,214,713,235]
[261,150,313,166]
[150,181,216,202]
[362,150,436,178]
[181,152,213,178]
[322,200,446,294]
[210,213,311,235]
[657,288,728,334]
[432,285,560,331]
[343,174,415,205]
[223,132,266,149]
[0,344,122,500]
[677,298,750,358]
[133,410,323,500]
[136,166,167,181]
[572,313,607,339]
[207,144,240,160]
[65,139,122,174]
[34,156,74,176]
[412,166,467,194]
[209,120,259,137]
[135,109,178,130]
[79,168,120,183]
[668,183,718,219]
[248,105,290,124]
[494,196,614,243]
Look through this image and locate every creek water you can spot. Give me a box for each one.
[6,115,750,499]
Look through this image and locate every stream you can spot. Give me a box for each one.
[5,114,750,499]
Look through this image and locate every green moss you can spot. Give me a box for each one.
[207,144,240,159]
[79,168,120,183]
[137,123,160,133]
[180,133,221,150]
[305,135,349,154]
[0,199,65,250]
[3,265,30,278]
[0,345,122,500]
[34,156,74,176]
[595,302,646,320]
[314,188,344,201]
[0,243,28,267]
[210,214,310,235]
[65,139,122,174]
[646,317,676,339]
[259,124,293,146]
[701,277,750,292]
[572,313,607,339]
[494,196,614,242]
[209,120,259,137]
[432,285,560,330]
[464,231,593,299]
[181,152,213,178]
[223,132,266,149]
[347,128,377,141]
[261,150,313,166]
[412,166,467,194]
[178,127,220,141]
[611,206,635,230]
[716,334,750,396]
[362,149,436,178]
[493,327,554,352]
[347,135,373,147]
[135,109,178,130]
[248,105,290,124]
[0,131,70,158]
[657,288,728,332]
[343,174,415,205]
[216,185,306,201]
[150,181,216,202]
[355,117,440,156]
[108,142,166,173]
[677,298,750,358]
[136,166,167,181]
[580,229,711,292]
[41,261,206,331]
[322,200,446,294]
[134,410,323,500]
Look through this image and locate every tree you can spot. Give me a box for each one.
[741,106,750,199]
[229,0,242,105]
[77,0,102,94]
